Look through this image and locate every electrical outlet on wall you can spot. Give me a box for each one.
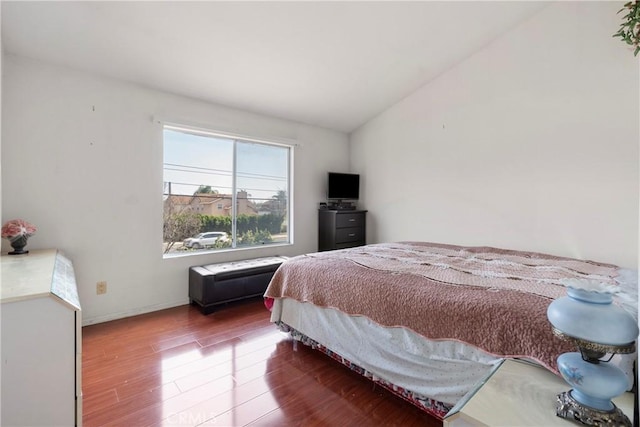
[96,281,107,295]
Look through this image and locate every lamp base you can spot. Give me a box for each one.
[556,391,631,426]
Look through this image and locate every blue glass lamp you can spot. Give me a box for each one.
[547,280,638,426]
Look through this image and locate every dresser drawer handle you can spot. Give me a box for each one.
[348,233,356,237]
[348,219,356,222]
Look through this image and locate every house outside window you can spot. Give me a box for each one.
[162,125,292,255]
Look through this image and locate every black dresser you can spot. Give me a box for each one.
[318,209,367,251]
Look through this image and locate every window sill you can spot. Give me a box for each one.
[162,242,293,260]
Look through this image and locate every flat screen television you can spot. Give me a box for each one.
[327,172,360,201]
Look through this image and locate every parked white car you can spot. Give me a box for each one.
[183,232,229,249]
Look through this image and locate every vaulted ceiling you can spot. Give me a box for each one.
[1,1,549,133]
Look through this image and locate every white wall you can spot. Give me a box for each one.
[1,5,3,229]
[351,2,639,269]
[1,55,349,324]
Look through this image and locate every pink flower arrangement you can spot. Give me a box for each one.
[1,219,37,241]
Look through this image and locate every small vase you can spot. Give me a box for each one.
[8,235,29,255]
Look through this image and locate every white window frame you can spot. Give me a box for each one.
[162,122,294,257]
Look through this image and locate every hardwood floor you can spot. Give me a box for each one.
[82,298,443,426]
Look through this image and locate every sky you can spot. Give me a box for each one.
[163,128,289,202]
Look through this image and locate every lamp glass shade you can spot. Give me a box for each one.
[547,287,639,348]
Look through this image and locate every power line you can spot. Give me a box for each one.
[163,162,286,181]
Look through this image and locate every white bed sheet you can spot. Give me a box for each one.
[270,297,502,406]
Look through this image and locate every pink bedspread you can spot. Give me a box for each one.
[264,242,621,372]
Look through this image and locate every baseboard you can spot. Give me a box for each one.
[81,298,190,326]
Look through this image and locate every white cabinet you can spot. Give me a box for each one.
[444,359,634,427]
[1,249,82,426]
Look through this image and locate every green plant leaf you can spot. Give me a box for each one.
[615,0,640,57]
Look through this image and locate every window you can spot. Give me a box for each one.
[162,125,291,255]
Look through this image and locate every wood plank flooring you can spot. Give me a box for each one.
[82,298,443,426]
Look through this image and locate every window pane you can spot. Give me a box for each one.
[163,126,291,256]
[163,129,234,196]
[236,141,289,248]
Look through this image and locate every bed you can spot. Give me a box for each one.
[263,242,638,419]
